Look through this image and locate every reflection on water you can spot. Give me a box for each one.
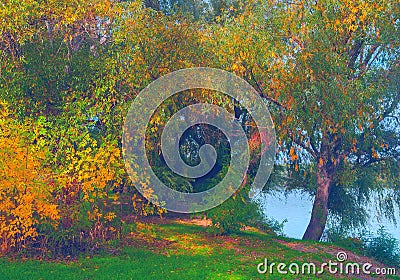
[257,189,400,241]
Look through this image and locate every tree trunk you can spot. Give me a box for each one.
[302,164,332,241]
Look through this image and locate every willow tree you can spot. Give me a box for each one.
[208,0,400,240]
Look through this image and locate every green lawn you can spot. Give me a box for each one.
[0,221,398,280]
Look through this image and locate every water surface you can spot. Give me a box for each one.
[258,189,400,241]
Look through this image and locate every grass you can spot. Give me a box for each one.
[0,221,398,279]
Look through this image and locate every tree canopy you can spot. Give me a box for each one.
[0,0,399,250]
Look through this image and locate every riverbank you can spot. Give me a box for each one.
[1,217,398,279]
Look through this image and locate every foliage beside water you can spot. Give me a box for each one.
[327,226,400,267]
[363,227,400,267]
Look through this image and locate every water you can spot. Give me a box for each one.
[257,189,400,241]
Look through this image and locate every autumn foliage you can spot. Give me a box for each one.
[0,101,126,255]
[0,102,59,253]
[0,0,399,254]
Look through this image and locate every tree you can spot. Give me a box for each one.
[0,0,209,223]
[208,0,400,240]
[0,0,131,252]
[1,0,398,245]
[142,0,208,20]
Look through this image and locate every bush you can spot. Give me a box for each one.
[0,105,59,254]
[0,101,128,257]
[255,217,287,237]
[206,183,264,235]
[362,227,400,267]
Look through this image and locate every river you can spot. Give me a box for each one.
[257,189,400,241]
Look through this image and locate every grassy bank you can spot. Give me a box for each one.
[1,220,399,280]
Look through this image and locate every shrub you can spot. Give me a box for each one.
[206,183,262,235]
[362,227,400,267]
[255,217,287,236]
[0,101,127,257]
[0,103,59,253]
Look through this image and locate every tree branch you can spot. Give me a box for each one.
[247,67,286,109]
[294,138,317,159]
